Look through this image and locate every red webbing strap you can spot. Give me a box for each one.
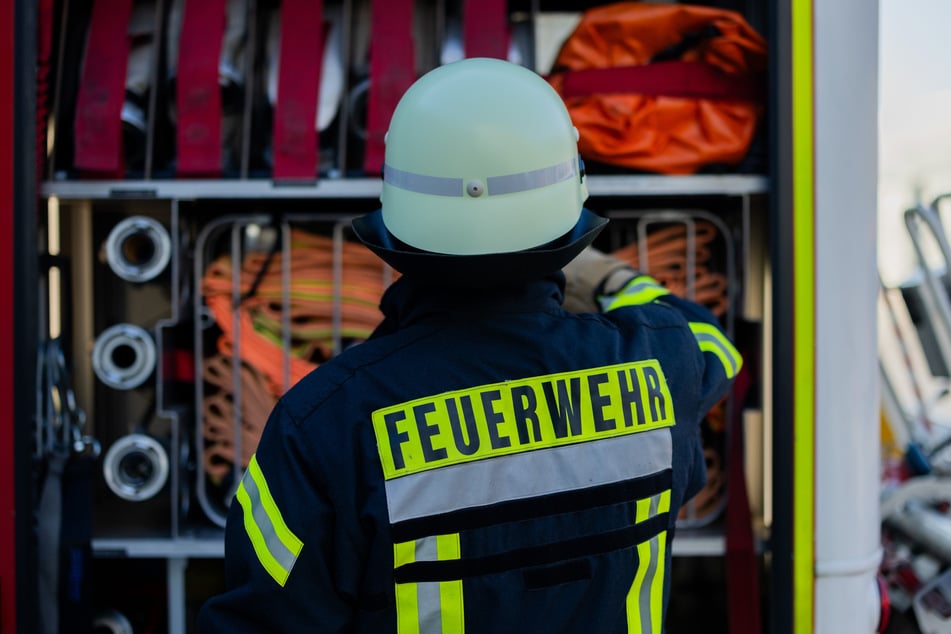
[463,0,508,59]
[73,0,134,176]
[363,0,415,175]
[272,0,324,181]
[726,361,762,634]
[176,0,227,177]
[559,61,764,103]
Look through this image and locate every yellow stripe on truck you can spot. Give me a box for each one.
[792,0,816,631]
[372,360,676,480]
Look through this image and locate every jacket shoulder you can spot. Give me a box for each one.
[279,326,438,426]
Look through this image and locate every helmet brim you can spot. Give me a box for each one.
[352,208,608,285]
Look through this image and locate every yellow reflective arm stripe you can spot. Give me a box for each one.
[247,455,304,559]
[437,534,465,633]
[601,275,670,312]
[234,455,303,587]
[235,482,292,586]
[689,322,743,379]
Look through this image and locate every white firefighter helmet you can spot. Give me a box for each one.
[353,57,606,282]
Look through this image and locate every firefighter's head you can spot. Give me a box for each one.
[353,57,607,283]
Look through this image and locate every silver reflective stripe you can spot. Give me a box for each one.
[240,468,300,576]
[638,495,662,633]
[418,581,443,633]
[639,534,661,633]
[384,428,672,524]
[416,535,439,562]
[382,159,577,197]
[486,159,577,195]
[384,164,463,197]
[396,535,463,633]
[649,493,661,518]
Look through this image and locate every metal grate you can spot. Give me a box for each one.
[192,213,393,526]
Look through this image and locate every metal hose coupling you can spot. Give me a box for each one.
[93,609,135,634]
[105,216,172,283]
[92,324,157,390]
[102,434,170,502]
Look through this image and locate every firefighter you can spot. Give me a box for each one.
[197,57,741,633]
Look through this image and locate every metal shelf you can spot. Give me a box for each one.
[93,528,732,559]
[92,537,225,559]
[41,174,768,201]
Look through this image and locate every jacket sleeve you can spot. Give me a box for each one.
[599,272,742,415]
[197,401,354,633]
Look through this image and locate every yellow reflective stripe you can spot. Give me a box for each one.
[626,491,671,633]
[235,454,303,587]
[394,541,420,634]
[689,322,743,379]
[372,360,675,479]
[627,497,654,632]
[601,276,670,312]
[394,534,465,633]
[649,531,668,633]
[235,483,289,586]
[395,539,417,568]
[437,534,464,633]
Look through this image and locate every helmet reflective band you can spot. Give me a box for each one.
[380,58,589,256]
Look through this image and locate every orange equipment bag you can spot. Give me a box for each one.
[547,3,768,175]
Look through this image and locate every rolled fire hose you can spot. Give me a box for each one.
[201,354,276,483]
[102,433,169,502]
[104,216,172,283]
[611,220,729,318]
[91,323,157,390]
[265,4,344,133]
[165,0,247,98]
[121,1,158,168]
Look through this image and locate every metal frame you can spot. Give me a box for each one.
[767,0,797,630]
[3,2,39,632]
[40,174,769,201]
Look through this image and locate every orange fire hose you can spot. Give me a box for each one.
[610,220,729,317]
[201,354,277,483]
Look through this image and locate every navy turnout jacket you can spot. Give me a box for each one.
[198,271,741,633]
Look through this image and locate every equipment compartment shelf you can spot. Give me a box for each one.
[41,175,768,201]
[91,529,736,560]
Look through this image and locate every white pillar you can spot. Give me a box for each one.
[813,0,882,631]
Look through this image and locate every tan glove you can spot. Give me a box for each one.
[561,247,636,313]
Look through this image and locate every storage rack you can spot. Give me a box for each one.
[38,2,771,632]
[42,176,768,633]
